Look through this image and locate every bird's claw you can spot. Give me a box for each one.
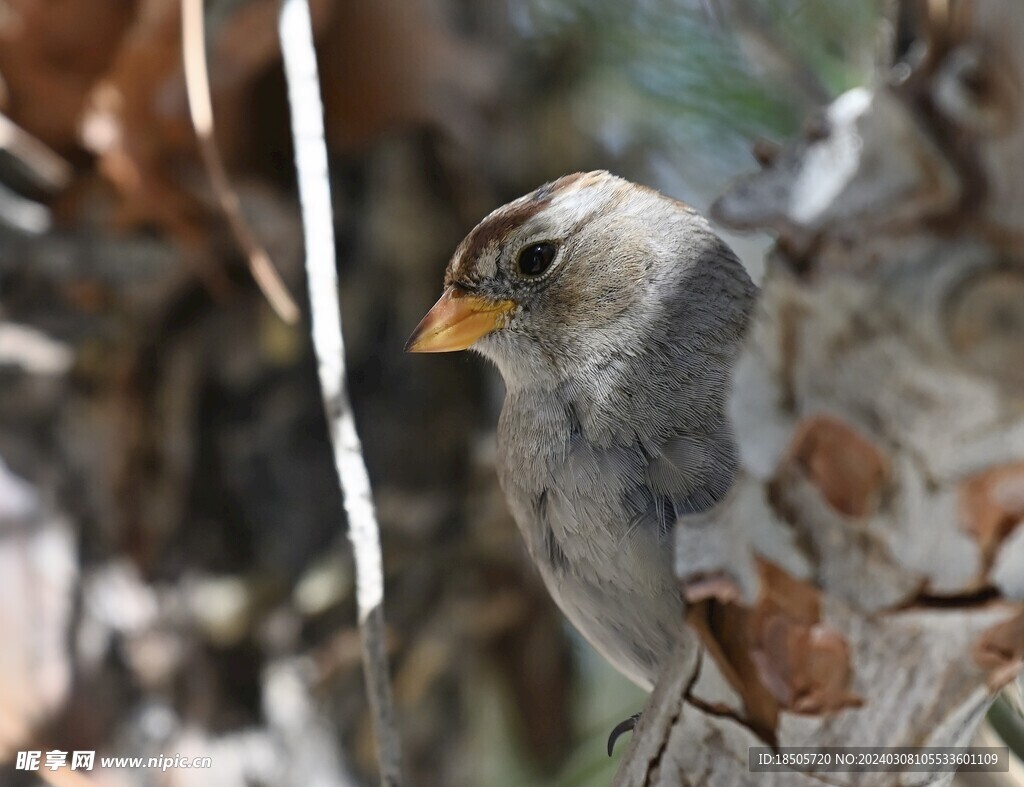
[607,712,641,756]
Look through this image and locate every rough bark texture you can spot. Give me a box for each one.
[615,1,1024,784]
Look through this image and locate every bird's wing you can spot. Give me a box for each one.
[546,421,737,545]
[639,427,738,536]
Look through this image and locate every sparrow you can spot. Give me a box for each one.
[407,171,756,698]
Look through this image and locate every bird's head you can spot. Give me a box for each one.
[406,171,732,387]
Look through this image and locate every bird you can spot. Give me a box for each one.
[406,170,756,711]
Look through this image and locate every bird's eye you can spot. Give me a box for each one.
[517,242,557,277]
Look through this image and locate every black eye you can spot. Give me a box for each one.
[517,242,557,276]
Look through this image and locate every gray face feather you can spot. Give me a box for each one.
[447,171,757,688]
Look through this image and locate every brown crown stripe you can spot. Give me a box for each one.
[456,199,550,277]
[447,172,607,285]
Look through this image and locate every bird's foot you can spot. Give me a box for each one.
[607,713,641,756]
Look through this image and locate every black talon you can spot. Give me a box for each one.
[607,713,641,756]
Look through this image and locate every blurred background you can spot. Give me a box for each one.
[5,1,1017,786]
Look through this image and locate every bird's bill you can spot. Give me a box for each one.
[405,286,516,353]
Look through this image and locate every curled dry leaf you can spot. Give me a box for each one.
[749,563,861,716]
[685,560,861,744]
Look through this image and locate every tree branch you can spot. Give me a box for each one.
[278,0,403,783]
[616,1,1024,783]
[182,0,300,325]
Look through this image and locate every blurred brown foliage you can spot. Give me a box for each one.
[0,0,622,783]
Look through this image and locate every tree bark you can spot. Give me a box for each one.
[615,1,1024,784]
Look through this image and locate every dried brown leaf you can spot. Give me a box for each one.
[685,560,862,743]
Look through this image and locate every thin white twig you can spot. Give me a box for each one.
[277,1,403,784]
[181,0,300,324]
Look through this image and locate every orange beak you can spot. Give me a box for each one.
[405,286,516,353]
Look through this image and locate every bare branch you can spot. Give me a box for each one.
[277,0,403,784]
[181,0,300,325]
